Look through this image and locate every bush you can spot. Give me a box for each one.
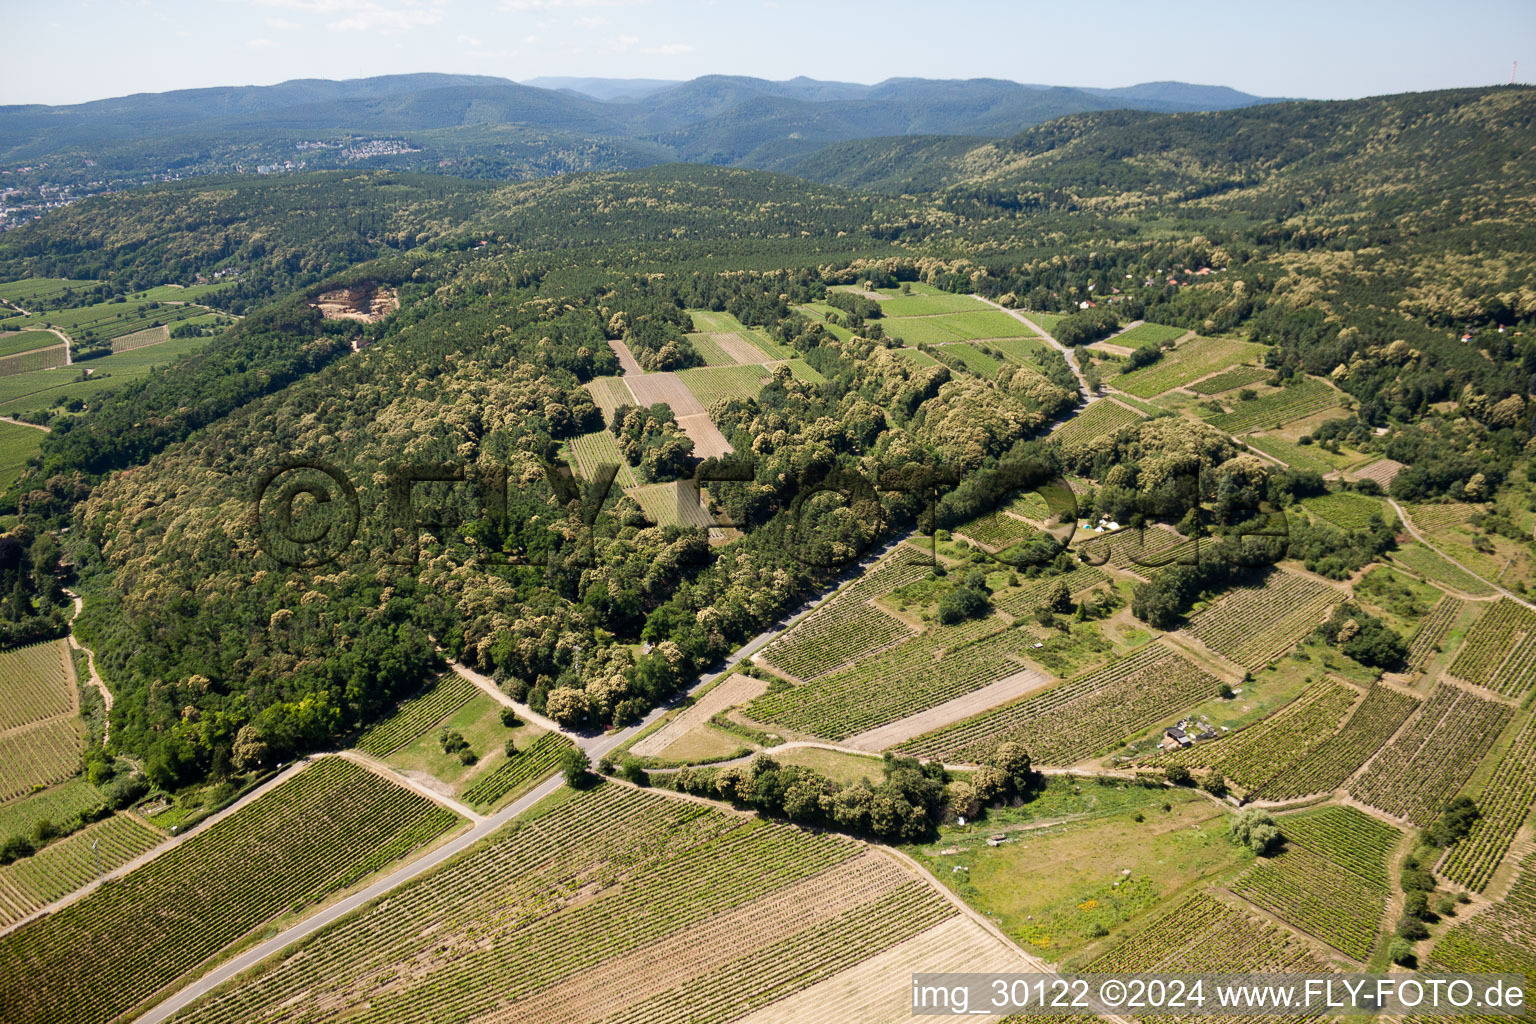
[1396,915,1430,941]
[1165,765,1193,786]
[457,748,478,765]
[1231,808,1283,854]
[1388,938,1416,967]
[561,748,593,788]
[0,834,34,864]
[439,729,469,755]
[1202,772,1229,798]
[503,737,518,758]
[1426,795,1480,847]
[499,707,520,727]
[620,757,649,786]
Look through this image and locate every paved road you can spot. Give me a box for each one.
[1386,497,1535,610]
[127,540,892,1024]
[970,293,1096,405]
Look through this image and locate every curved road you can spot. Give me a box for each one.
[970,294,1096,405]
[1386,497,1535,610]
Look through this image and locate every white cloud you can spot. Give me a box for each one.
[254,0,447,33]
[501,0,643,10]
[249,37,276,47]
[643,42,692,55]
[572,14,606,28]
[266,17,301,29]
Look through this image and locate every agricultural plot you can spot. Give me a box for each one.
[629,480,716,529]
[1205,377,1340,433]
[676,364,770,406]
[1404,502,1483,532]
[900,642,1221,766]
[0,814,163,928]
[1448,598,1536,696]
[784,358,827,383]
[877,291,989,316]
[0,345,67,377]
[1088,890,1330,975]
[0,757,462,1024]
[1112,336,1265,398]
[1439,711,1536,891]
[1023,311,1066,334]
[1073,524,1194,576]
[1347,459,1405,487]
[747,620,1042,741]
[354,674,479,757]
[986,564,1107,619]
[1406,596,1465,671]
[0,778,105,841]
[893,347,941,368]
[883,311,1033,346]
[1391,542,1496,596]
[460,732,572,810]
[1279,805,1401,886]
[0,640,82,733]
[1147,677,1359,790]
[955,508,1041,551]
[1254,684,1421,801]
[683,332,738,366]
[109,324,171,353]
[5,299,207,342]
[1184,569,1339,670]
[1051,399,1144,453]
[0,278,96,305]
[566,429,641,489]
[1301,491,1388,530]
[987,335,1049,363]
[1420,853,1536,1008]
[0,335,213,417]
[934,343,1005,378]
[1187,364,1272,394]
[1230,844,1385,959]
[1350,684,1513,826]
[1111,322,1189,348]
[631,673,769,758]
[0,717,84,802]
[687,309,794,360]
[164,785,955,1024]
[761,558,926,680]
[585,376,637,423]
[0,330,64,358]
[1241,433,1353,474]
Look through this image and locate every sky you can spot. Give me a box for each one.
[2,0,1533,106]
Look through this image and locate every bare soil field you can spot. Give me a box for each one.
[844,668,1054,752]
[1347,459,1405,487]
[607,338,644,375]
[677,412,733,458]
[632,674,769,757]
[627,371,707,416]
[309,282,397,322]
[585,377,637,422]
[711,332,775,365]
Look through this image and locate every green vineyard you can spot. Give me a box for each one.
[1419,853,1536,1014]
[1187,364,1272,394]
[1087,890,1331,974]
[1205,377,1339,432]
[1439,712,1536,891]
[761,557,925,680]
[461,732,573,810]
[166,785,953,1024]
[1185,569,1339,670]
[0,757,463,1024]
[566,429,641,488]
[1253,684,1421,801]
[0,717,85,802]
[0,640,75,731]
[1448,598,1536,697]
[1051,399,1143,452]
[901,643,1219,765]
[355,674,479,757]
[748,618,1042,740]
[1350,684,1513,826]
[1406,595,1465,672]
[1112,336,1263,398]
[1231,843,1387,959]
[1147,677,1359,790]
[675,364,770,405]
[1279,805,1401,886]
[0,814,163,928]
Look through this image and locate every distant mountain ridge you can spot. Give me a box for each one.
[0,72,1287,179]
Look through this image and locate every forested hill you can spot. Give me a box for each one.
[0,73,1280,187]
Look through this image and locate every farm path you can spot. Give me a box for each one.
[607,338,644,375]
[970,293,1095,404]
[442,653,572,738]
[0,415,49,432]
[64,589,112,744]
[1386,497,1536,611]
[127,531,929,1023]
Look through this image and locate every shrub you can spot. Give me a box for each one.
[561,748,593,788]
[499,707,520,727]
[1231,808,1283,854]
[1388,938,1416,967]
[1165,765,1193,787]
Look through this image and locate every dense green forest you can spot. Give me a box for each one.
[2,84,1533,791]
